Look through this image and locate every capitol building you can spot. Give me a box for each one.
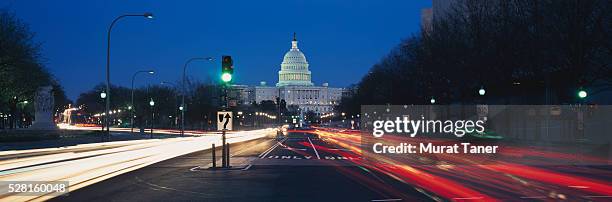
[234,33,348,115]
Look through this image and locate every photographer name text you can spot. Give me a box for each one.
[373,142,498,154]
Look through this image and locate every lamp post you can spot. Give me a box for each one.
[100,91,107,131]
[478,86,486,106]
[130,70,155,133]
[105,12,154,139]
[149,98,155,138]
[181,57,214,136]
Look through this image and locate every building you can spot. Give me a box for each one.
[236,33,347,115]
[228,84,251,105]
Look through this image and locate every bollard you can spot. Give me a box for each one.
[211,144,216,169]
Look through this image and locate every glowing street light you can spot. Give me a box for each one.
[100,92,107,99]
[149,98,155,107]
[478,87,486,96]
[143,12,154,19]
[430,97,436,104]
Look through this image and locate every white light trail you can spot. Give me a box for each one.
[0,128,275,201]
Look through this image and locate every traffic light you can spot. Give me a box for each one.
[221,55,233,83]
[577,89,587,99]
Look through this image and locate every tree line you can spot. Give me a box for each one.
[338,0,611,115]
[0,11,70,129]
[76,79,292,130]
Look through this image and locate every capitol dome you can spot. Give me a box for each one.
[277,33,313,87]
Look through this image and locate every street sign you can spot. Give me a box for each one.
[217,111,233,131]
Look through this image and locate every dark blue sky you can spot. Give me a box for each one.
[3,0,430,100]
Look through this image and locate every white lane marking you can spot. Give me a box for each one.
[231,138,276,157]
[371,199,402,202]
[258,145,277,158]
[189,166,200,171]
[258,141,279,158]
[307,137,321,160]
[242,164,252,170]
[134,176,209,196]
[259,137,287,159]
[282,147,307,151]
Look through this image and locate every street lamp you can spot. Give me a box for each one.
[130,70,155,133]
[181,57,214,136]
[100,91,107,130]
[478,87,486,96]
[430,97,436,104]
[105,12,154,138]
[149,98,155,137]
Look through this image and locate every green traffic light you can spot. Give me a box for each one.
[577,90,587,99]
[221,72,232,82]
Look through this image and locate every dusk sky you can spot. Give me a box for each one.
[2,0,431,100]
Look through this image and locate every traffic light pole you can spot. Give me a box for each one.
[221,130,227,168]
[221,85,230,168]
[220,56,233,168]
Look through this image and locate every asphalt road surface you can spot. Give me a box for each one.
[51,130,431,201]
[7,128,612,201]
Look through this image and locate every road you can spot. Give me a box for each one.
[3,128,612,201]
[0,129,274,201]
[50,130,430,201]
